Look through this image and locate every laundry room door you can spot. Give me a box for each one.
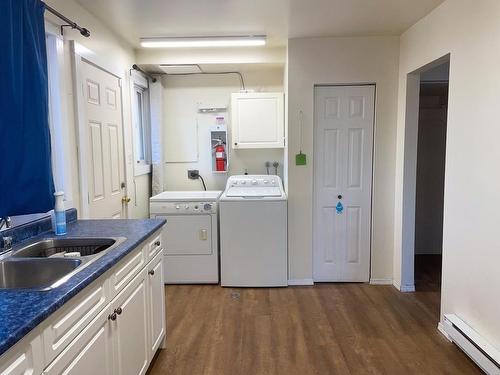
[79,59,126,219]
[313,85,374,282]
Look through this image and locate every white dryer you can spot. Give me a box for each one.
[219,175,287,287]
[150,191,221,284]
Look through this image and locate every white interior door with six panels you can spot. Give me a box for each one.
[313,85,374,282]
[81,61,126,219]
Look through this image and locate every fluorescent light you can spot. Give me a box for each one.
[140,36,266,48]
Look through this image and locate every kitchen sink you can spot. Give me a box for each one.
[11,238,117,258]
[0,258,82,289]
[0,237,126,290]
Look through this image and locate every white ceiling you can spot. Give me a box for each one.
[74,0,444,48]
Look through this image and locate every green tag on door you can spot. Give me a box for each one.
[295,152,307,165]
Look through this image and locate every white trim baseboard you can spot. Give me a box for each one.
[393,281,416,292]
[288,279,314,286]
[437,322,452,342]
[369,278,393,285]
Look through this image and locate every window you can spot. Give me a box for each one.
[132,74,151,176]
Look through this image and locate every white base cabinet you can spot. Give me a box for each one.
[0,229,166,375]
[113,268,149,375]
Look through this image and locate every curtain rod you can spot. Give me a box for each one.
[43,3,90,37]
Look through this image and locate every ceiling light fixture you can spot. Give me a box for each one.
[140,35,266,48]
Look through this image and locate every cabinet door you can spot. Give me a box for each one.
[112,268,149,375]
[147,251,166,359]
[43,306,114,375]
[0,335,43,375]
[231,92,284,149]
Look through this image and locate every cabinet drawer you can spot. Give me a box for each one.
[43,304,114,375]
[43,278,108,364]
[147,231,163,261]
[0,334,43,375]
[110,246,146,298]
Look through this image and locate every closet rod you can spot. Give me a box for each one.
[44,3,90,37]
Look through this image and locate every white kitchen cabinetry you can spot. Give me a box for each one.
[42,305,114,375]
[231,92,284,149]
[0,229,166,375]
[147,251,166,358]
[113,268,149,375]
[0,335,43,375]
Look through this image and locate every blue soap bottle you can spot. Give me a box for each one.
[53,191,67,236]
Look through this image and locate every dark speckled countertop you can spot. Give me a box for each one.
[0,218,166,356]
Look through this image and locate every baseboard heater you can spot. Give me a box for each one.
[442,314,500,374]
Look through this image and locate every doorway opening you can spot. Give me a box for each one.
[414,62,449,303]
[401,55,449,318]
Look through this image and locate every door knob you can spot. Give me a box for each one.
[108,313,117,321]
[337,195,343,199]
[155,241,161,246]
[121,196,131,204]
[148,269,155,276]
[114,307,122,315]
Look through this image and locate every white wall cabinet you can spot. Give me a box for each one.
[231,92,284,149]
[0,229,166,375]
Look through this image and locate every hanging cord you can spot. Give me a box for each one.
[198,175,207,191]
[299,110,304,153]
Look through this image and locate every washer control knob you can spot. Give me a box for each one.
[194,205,199,210]
[185,205,189,210]
[252,179,258,185]
[204,203,212,211]
[175,205,180,210]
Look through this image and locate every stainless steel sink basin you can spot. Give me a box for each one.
[11,238,117,258]
[0,237,126,290]
[0,258,82,289]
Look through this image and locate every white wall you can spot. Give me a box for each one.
[287,36,400,283]
[160,68,284,191]
[44,0,150,218]
[394,0,500,349]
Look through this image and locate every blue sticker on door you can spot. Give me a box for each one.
[336,201,344,214]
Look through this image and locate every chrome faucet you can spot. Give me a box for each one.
[0,217,11,231]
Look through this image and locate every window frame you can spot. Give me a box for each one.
[131,72,151,176]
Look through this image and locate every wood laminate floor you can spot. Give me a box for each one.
[147,283,481,375]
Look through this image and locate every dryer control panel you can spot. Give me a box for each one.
[150,201,217,215]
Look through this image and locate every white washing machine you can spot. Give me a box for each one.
[150,191,222,284]
[219,175,287,287]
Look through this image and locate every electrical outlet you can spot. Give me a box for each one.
[188,170,200,179]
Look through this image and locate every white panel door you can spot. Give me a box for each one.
[313,85,374,282]
[81,60,126,219]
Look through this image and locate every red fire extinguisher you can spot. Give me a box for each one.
[213,139,226,171]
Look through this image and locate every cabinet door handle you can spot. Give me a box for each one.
[155,241,161,246]
[114,307,122,315]
[108,313,117,321]
[148,269,155,276]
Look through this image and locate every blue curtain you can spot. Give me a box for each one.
[0,0,55,216]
